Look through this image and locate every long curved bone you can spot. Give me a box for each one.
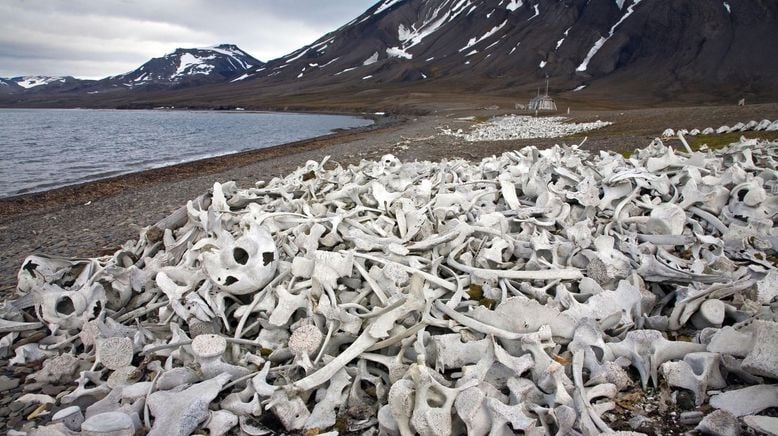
[291,275,427,392]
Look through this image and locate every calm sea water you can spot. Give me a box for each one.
[0,109,373,198]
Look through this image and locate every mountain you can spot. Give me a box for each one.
[0,78,21,94]
[0,44,262,97]
[102,44,262,89]
[2,1,777,108]
[236,0,778,102]
[0,76,85,95]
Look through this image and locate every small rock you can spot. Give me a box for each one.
[0,376,20,392]
[628,414,652,431]
[0,406,10,417]
[676,390,696,410]
[9,401,24,413]
[41,385,67,396]
[696,410,740,436]
[22,403,38,417]
[7,415,22,429]
[22,382,43,392]
[70,394,101,412]
[680,411,704,425]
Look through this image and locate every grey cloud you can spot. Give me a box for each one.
[0,0,379,78]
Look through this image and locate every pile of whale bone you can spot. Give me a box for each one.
[3,136,778,435]
[440,115,612,141]
[663,119,778,137]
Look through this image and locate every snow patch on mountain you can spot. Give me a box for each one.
[15,76,65,89]
[556,27,571,50]
[175,53,216,78]
[387,46,413,59]
[334,67,358,76]
[527,4,540,20]
[374,0,405,15]
[505,0,523,12]
[577,0,644,71]
[207,46,255,69]
[284,48,310,64]
[363,52,379,65]
[460,20,507,51]
[397,15,445,49]
[231,73,253,82]
[509,41,521,54]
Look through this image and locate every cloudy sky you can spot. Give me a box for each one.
[0,0,380,79]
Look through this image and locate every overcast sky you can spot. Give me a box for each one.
[0,0,380,79]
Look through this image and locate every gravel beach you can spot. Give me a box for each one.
[2,103,778,295]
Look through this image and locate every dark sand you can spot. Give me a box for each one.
[2,103,778,295]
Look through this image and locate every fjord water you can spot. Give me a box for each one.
[0,109,373,198]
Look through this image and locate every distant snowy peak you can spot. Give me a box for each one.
[113,44,262,87]
[0,75,87,95]
[13,76,67,89]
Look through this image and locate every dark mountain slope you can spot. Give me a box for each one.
[238,0,778,101]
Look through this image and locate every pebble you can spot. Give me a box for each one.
[22,403,38,417]
[9,401,24,412]
[22,382,43,392]
[7,416,22,429]
[41,385,67,396]
[676,390,696,410]
[629,414,652,431]
[0,375,20,392]
[680,411,704,425]
[13,367,34,375]
[0,406,10,417]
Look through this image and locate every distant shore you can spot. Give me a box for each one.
[2,102,777,295]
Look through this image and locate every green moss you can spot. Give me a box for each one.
[687,131,778,151]
[467,284,484,300]
[465,284,497,308]
[478,298,497,309]
[334,417,349,434]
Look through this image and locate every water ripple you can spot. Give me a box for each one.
[0,109,372,198]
